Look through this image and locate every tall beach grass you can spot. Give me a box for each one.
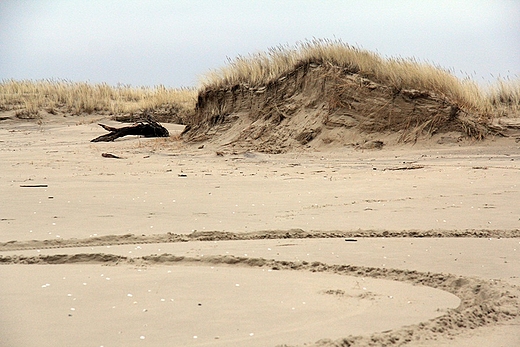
[200,39,519,116]
[0,79,197,118]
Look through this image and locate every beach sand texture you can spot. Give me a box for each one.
[1,115,519,346]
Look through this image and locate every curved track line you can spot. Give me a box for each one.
[1,253,518,347]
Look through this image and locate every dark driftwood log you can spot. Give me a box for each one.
[91,118,169,142]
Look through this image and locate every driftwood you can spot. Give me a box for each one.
[101,153,123,159]
[91,117,169,142]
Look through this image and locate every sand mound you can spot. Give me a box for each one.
[183,62,493,153]
[184,63,496,153]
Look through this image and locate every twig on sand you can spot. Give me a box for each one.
[383,165,425,171]
[101,153,123,159]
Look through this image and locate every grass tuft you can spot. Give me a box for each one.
[487,77,520,116]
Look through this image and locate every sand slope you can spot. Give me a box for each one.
[184,62,495,152]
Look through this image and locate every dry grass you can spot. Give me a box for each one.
[487,78,520,116]
[200,38,516,116]
[0,79,197,120]
[2,40,518,124]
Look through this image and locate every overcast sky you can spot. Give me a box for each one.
[0,0,518,88]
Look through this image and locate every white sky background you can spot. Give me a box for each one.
[0,0,518,88]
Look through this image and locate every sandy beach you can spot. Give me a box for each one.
[1,115,519,346]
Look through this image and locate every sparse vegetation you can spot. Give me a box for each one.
[0,79,197,121]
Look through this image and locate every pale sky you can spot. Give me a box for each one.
[0,0,519,88]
